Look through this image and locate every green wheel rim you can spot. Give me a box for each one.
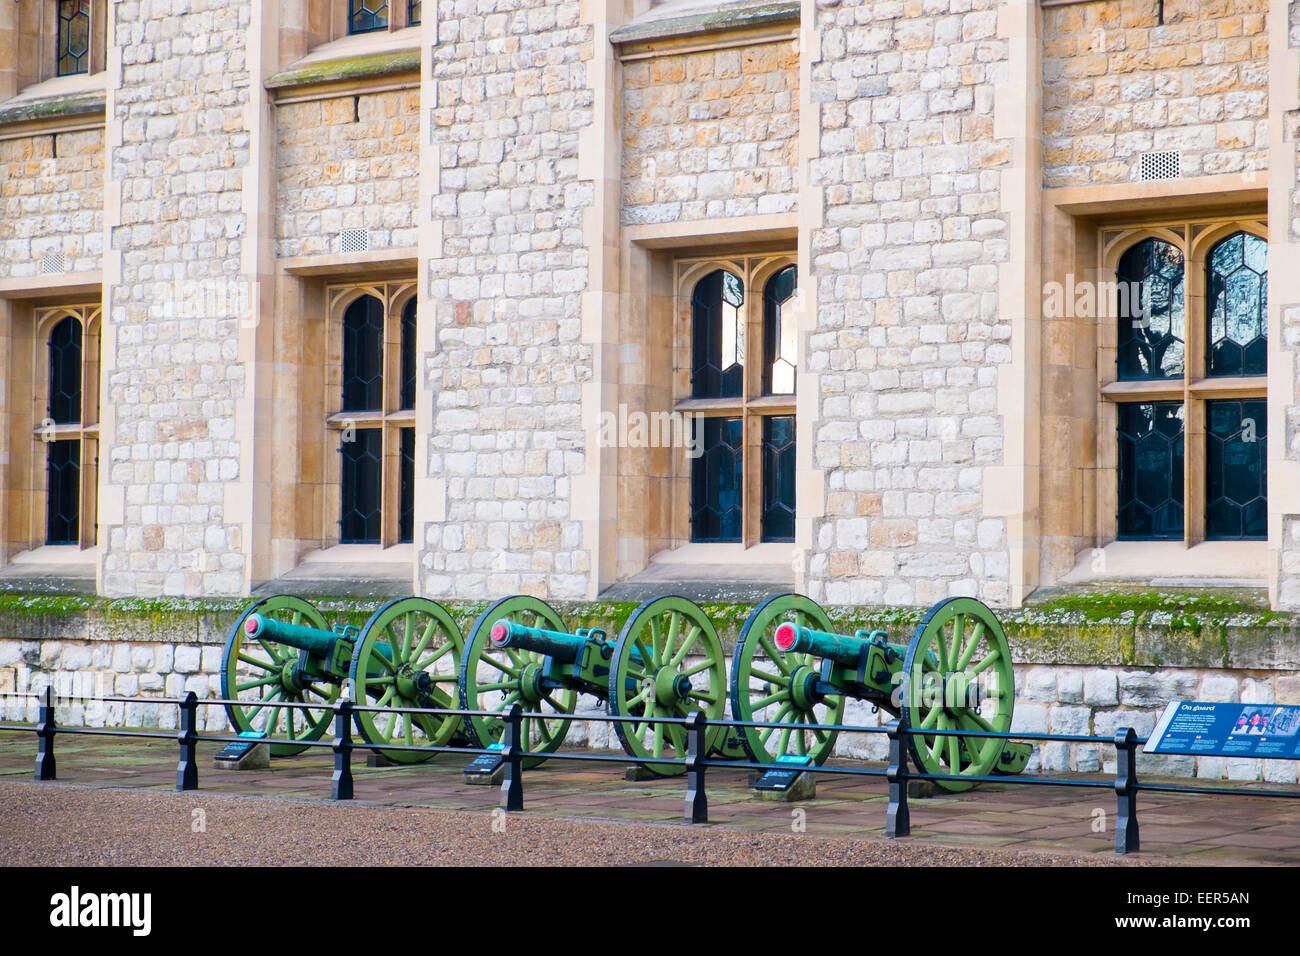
[220,595,340,757]
[902,596,1015,793]
[729,594,845,766]
[459,595,578,768]
[350,597,464,765]
[608,595,727,777]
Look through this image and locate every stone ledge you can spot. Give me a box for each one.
[0,591,1296,671]
[610,0,799,47]
[266,49,420,92]
[0,90,106,129]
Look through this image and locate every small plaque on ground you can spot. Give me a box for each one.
[464,743,505,784]
[1146,701,1300,758]
[753,754,814,792]
[215,731,266,763]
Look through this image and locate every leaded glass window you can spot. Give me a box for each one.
[400,427,415,544]
[761,416,795,542]
[1117,402,1184,540]
[400,297,416,411]
[342,295,383,412]
[46,440,80,545]
[57,1,91,77]
[691,418,743,542]
[1206,399,1266,540]
[1206,232,1267,377]
[691,270,744,399]
[1116,239,1185,381]
[340,429,383,543]
[349,0,390,34]
[409,1,422,25]
[763,266,797,395]
[48,315,82,425]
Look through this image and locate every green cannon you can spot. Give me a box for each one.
[459,595,731,775]
[222,595,464,763]
[730,594,1030,791]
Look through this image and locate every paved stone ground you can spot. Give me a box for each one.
[1,730,1299,865]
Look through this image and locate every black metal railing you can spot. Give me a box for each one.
[5,687,1300,856]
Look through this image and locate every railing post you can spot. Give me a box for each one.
[35,685,56,781]
[176,692,199,791]
[332,698,354,800]
[1114,726,1139,854]
[684,710,708,824]
[886,719,910,838]
[500,703,524,812]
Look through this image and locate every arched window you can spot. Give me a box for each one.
[40,309,98,548]
[1116,238,1184,381]
[331,286,417,545]
[763,265,797,395]
[48,315,82,425]
[1206,231,1267,378]
[57,1,92,76]
[342,294,383,412]
[681,257,797,545]
[691,269,744,399]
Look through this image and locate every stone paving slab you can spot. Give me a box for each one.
[3,730,1300,865]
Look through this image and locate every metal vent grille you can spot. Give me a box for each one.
[41,252,67,274]
[1139,150,1181,182]
[338,229,371,253]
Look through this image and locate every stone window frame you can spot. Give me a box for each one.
[672,252,797,548]
[0,0,107,96]
[1095,215,1267,548]
[30,303,100,552]
[323,279,417,549]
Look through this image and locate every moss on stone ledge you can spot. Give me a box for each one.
[0,589,1296,671]
[266,50,421,90]
[0,91,106,127]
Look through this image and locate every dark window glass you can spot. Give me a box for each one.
[691,270,744,399]
[349,0,390,33]
[400,427,415,544]
[1206,399,1266,540]
[763,266,797,395]
[46,439,80,545]
[48,315,82,425]
[761,416,795,542]
[340,429,382,543]
[691,417,743,542]
[409,0,421,25]
[1117,402,1184,539]
[1206,232,1267,377]
[342,295,383,412]
[400,297,416,411]
[57,1,91,77]
[1116,239,1185,381]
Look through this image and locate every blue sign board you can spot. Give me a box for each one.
[1146,701,1300,758]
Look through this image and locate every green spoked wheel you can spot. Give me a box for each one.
[729,594,846,766]
[901,596,1015,793]
[350,597,464,765]
[459,596,579,768]
[608,595,727,777]
[220,595,340,757]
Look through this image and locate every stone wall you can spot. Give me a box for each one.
[101,0,254,597]
[0,129,104,279]
[804,1,1013,608]
[423,0,595,600]
[274,89,421,258]
[1042,0,1268,188]
[620,37,799,225]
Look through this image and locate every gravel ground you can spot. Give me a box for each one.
[0,781,1143,866]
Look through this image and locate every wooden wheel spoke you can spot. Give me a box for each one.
[955,621,986,671]
[669,627,701,667]
[970,648,1000,676]
[237,652,277,672]
[758,635,793,674]
[752,689,789,709]
[747,667,787,685]
[681,658,715,678]
[236,674,280,692]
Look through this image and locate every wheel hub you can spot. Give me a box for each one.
[651,666,690,707]
[788,665,820,711]
[519,662,546,704]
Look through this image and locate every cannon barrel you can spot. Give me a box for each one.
[244,612,337,658]
[774,622,873,667]
[490,618,584,664]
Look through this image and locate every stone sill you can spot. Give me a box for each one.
[0,89,106,132]
[610,0,799,47]
[2,593,1297,671]
[266,49,420,94]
